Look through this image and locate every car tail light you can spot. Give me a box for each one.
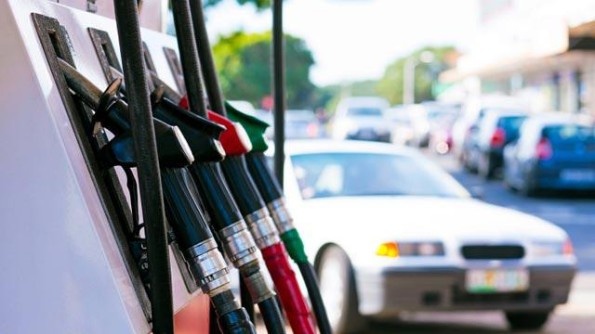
[306,123,319,138]
[536,138,553,160]
[563,238,574,255]
[490,128,506,148]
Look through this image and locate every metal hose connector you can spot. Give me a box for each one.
[219,220,260,268]
[245,208,280,249]
[184,238,230,295]
[240,262,276,304]
[267,198,295,234]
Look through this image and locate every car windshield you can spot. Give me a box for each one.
[346,107,383,117]
[290,152,469,199]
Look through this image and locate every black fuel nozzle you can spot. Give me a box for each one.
[151,87,226,164]
[58,58,194,168]
[99,122,194,169]
[109,65,184,106]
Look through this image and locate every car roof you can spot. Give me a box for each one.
[526,112,592,127]
[283,139,417,156]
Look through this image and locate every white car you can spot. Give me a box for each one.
[280,139,576,333]
[331,96,392,142]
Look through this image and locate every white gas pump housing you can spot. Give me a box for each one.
[0,1,209,333]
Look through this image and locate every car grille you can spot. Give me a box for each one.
[461,245,525,260]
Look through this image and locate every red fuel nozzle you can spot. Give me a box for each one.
[207,111,252,156]
[179,95,252,156]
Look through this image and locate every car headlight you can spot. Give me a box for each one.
[531,238,574,257]
[376,241,445,258]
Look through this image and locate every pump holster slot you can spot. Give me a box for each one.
[31,13,151,317]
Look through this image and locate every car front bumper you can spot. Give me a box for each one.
[355,265,575,318]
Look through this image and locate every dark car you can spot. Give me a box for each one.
[503,113,595,195]
[472,109,528,179]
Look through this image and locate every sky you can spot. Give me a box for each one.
[204,0,480,86]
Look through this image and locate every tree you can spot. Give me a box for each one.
[377,46,458,105]
[203,0,270,10]
[212,31,316,109]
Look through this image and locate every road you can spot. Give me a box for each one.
[256,151,595,333]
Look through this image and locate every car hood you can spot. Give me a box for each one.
[295,196,567,247]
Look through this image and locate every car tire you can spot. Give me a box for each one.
[478,155,494,180]
[504,310,551,330]
[316,245,366,334]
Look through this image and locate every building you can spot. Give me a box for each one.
[443,0,595,116]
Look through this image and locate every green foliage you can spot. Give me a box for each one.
[170,0,271,11]
[213,31,315,109]
[377,46,458,105]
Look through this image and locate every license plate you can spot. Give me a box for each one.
[560,169,595,182]
[465,269,529,293]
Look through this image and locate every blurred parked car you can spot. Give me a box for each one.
[331,96,391,142]
[425,102,460,154]
[386,104,430,147]
[503,113,595,195]
[285,109,322,139]
[469,109,528,179]
[282,139,576,333]
[451,95,530,169]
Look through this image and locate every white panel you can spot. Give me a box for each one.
[0,1,200,332]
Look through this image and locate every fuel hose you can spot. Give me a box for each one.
[226,103,333,334]
[152,92,285,334]
[207,111,315,334]
[60,66,256,334]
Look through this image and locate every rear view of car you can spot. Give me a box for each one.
[285,109,321,139]
[331,96,392,142]
[474,110,528,179]
[504,114,595,195]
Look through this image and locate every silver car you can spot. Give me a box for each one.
[281,139,576,333]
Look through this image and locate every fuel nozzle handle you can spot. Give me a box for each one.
[151,88,226,163]
[59,59,193,168]
[206,111,264,214]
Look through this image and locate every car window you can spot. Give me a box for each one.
[498,115,526,137]
[346,107,383,117]
[542,124,595,146]
[290,152,469,199]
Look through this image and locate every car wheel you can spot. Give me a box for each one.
[520,171,538,197]
[316,245,366,334]
[504,310,551,330]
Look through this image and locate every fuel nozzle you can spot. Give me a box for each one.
[151,88,226,163]
[58,59,193,168]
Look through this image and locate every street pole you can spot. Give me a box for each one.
[403,57,416,105]
[403,51,435,105]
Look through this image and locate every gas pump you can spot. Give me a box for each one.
[58,61,256,333]
[0,1,221,332]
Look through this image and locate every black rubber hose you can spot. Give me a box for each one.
[219,156,264,215]
[244,152,283,203]
[211,291,256,334]
[298,263,332,334]
[258,297,287,334]
[113,1,173,332]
